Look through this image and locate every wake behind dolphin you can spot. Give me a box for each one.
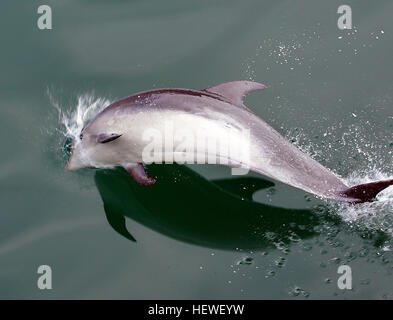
[65,81,393,203]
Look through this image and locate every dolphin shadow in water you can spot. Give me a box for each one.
[94,164,337,250]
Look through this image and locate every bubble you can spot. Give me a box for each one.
[236,256,254,266]
[288,286,310,298]
[275,257,286,268]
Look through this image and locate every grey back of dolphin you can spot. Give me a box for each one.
[66,81,393,203]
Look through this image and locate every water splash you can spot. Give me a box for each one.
[336,171,393,238]
[286,124,393,237]
[49,89,111,142]
[242,26,322,81]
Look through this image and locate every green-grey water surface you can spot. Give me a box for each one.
[0,0,392,299]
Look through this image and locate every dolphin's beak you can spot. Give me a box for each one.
[65,145,85,171]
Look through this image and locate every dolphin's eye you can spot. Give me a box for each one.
[97,133,122,144]
[79,133,83,140]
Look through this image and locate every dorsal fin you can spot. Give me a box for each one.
[202,81,266,106]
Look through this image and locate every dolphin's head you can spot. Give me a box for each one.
[65,118,123,171]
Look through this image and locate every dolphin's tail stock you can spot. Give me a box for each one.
[339,179,393,203]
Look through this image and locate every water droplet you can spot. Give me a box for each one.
[237,256,254,265]
[288,286,310,298]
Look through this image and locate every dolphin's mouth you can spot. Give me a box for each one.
[65,150,87,171]
[65,153,74,171]
[65,145,77,171]
[64,138,84,171]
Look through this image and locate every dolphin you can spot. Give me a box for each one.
[66,81,393,203]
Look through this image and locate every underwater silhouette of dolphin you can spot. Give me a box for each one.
[95,164,322,249]
[66,81,393,203]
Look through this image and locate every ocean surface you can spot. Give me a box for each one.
[0,0,392,299]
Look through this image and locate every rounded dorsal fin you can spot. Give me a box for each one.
[202,81,266,106]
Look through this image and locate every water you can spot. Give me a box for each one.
[0,0,392,299]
